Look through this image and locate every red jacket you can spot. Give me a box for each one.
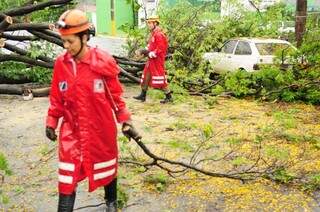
[46,47,130,194]
[142,27,168,88]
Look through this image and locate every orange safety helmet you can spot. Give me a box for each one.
[55,9,91,35]
[146,15,160,24]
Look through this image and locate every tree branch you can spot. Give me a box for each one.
[28,29,63,47]
[0,32,38,41]
[2,41,53,63]
[3,0,73,17]
[119,67,140,83]
[0,16,13,32]
[5,23,53,31]
[0,53,53,68]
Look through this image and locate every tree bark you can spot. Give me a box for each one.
[119,67,140,83]
[38,29,61,39]
[5,23,52,31]
[116,58,146,68]
[0,32,38,41]
[0,84,22,94]
[120,65,142,74]
[0,54,53,68]
[28,30,63,47]
[0,83,50,96]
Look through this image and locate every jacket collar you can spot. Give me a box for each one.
[62,47,119,78]
[63,47,91,64]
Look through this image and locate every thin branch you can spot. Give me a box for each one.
[131,137,246,180]
[189,79,221,95]
[264,81,320,97]
[3,0,73,17]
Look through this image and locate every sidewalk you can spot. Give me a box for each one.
[88,35,127,56]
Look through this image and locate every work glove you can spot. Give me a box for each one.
[122,122,142,141]
[148,51,157,58]
[46,126,57,141]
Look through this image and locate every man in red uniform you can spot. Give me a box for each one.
[134,15,172,103]
[45,9,140,212]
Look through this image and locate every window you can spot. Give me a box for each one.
[221,40,237,54]
[235,41,252,55]
[255,43,294,55]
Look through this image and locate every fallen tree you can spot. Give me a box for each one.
[0,0,144,93]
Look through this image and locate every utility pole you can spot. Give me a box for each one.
[111,0,116,36]
[295,0,307,47]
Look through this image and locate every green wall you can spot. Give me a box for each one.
[96,0,111,34]
[115,0,134,34]
[96,0,134,35]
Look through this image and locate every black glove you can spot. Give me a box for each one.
[46,126,57,141]
[122,122,142,141]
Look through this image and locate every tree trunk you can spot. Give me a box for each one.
[295,0,307,47]
[0,83,50,96]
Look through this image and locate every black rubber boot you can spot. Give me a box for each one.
[133,90,147,102]
[105,178,117,212]
[160,91,173,104]
[58,192,76,212]
[106,201,117,212]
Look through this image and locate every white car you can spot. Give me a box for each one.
[203,38,296,73]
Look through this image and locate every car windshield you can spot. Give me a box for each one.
[255,43,294,55]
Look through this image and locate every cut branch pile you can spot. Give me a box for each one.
[0,0,143,96]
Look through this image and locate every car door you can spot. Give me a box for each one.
[232,41,254,71]
[213,40,238,73]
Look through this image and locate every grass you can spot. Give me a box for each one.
[167,139,194,152]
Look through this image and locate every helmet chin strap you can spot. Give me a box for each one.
[151,24,156,31]
[73,36,84,59]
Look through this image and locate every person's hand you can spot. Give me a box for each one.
[122,122,142,141]
[46,126,57,141]
[148,51,156,58]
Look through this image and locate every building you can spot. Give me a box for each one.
[220,0,320,17]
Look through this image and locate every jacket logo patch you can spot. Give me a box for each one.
[94,79,105,93]
[59,81,68,92]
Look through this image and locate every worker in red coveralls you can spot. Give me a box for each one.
[134,15,172,103]
[45,9,140,212]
